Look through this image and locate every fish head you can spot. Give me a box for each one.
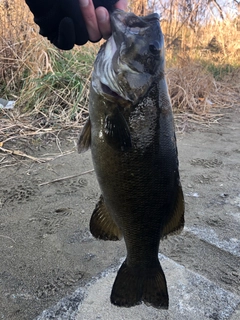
[92,9,165,104]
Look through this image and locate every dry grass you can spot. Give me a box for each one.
[0,0,99,129]
[166,59,239,123]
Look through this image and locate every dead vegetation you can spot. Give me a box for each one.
[166,59,239,123]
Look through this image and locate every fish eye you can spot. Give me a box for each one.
[149,43,160,55]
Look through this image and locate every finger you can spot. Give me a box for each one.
[79,0,101,42]
[96,7,111,40]
[115,0,128,11]
[57,18,76,50]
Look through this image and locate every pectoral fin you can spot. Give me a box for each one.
[77,117,91,153]
[162,183,185,238]
[90,195,122,241]
[104,107,132,152]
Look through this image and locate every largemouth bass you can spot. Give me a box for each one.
[78,9,184,309]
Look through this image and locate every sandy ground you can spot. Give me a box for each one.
[0,106,240,320]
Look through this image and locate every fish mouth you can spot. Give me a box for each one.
[110,9,160,44]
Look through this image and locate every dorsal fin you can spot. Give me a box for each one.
[162,183,184,238]
[90,196,122,241]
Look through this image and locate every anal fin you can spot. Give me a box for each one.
[162,183,185,238]
[90,195,122,241]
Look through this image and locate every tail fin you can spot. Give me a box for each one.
[110,260,169,309]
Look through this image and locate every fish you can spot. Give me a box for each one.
[78,9,184,309]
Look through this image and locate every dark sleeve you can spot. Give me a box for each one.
[25,0,118,50]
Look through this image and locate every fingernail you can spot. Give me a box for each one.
[97,9,107,23]
[79,0,89,7]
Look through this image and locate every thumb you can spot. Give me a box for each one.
[115,0,128,11]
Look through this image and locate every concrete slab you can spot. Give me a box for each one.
[35,254,240,320]
[229,304,240,320]
[185,225,240,258]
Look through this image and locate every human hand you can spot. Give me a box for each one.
[26,0,127,50]
[79,0,128,41]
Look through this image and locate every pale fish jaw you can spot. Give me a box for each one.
[93,36,122,98]
[93,37,142,102]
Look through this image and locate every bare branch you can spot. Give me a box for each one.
[208,0,224,20]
